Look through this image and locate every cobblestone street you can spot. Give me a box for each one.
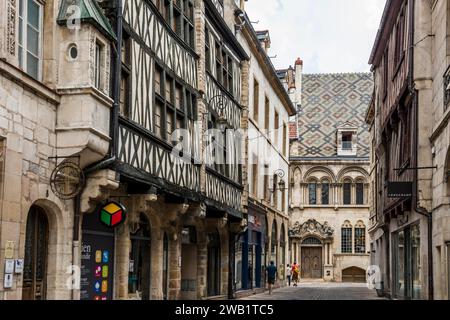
[239,282,386,300]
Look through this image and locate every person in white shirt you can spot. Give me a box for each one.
[286,264,292,287]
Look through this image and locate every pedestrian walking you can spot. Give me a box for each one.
[266,261,277,295]
[292,262,299,287]
[286,264,292,287]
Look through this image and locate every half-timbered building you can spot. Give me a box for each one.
[93,0,250,300]
[367,0,433,300]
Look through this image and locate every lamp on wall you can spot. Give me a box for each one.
[207,94,228,133]
[269,169,288,193]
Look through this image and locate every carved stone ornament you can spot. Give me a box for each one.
[289,219,334,240]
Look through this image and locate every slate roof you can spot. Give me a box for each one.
[57,0,116,41]
[297,72,373,158]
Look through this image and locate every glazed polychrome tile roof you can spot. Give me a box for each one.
[297,72,373,158]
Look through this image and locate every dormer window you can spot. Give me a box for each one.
[342,132,353,150]
[337,123,358,156]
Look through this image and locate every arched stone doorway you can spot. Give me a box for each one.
[128,213,151,300]
[342,266,366,283]
[22,206,49,300]
[289,219,335,280]
[300,237,323,279]
[207,229,221,297]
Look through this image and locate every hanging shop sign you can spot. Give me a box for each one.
[387,182,413,198]
[99,202,127,228]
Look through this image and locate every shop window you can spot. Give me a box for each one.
[18,0,43,80]
[354,221,366,254]
[129,214,151,300]
[271,222,278,266]
[411,225,421,299]
[341,221,352,254]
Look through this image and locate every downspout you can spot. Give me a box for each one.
[408,0,433,300]
[71,0,123,300]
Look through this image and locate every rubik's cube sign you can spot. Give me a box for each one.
[100,202,127,228]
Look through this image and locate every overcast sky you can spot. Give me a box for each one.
[245,0,386,73]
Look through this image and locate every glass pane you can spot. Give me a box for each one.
[396,231,405,298]
[322,183,329,205]
[343,183,351,205]
[27,0,40,29]
[356,183,364,204]
[355,228,366,253]
[26,53,39,79]
[309,183,317,205]
[27,25,39,56]
[411,225,421,299]
[18,46,23,68]
[341,228,352,253]
[19,0,24,16]
[19,17,23,45]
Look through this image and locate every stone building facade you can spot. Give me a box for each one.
[0,0,295,301]
[366,0,435,300]
[367,0,450,301]
[232,5,296,294]
[280,62,372,283]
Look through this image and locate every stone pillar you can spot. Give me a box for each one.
[150,227,163,300]
[115,223,130,300]
[197,222,207,299]
[168,235,181,300]
[220,229,229,296]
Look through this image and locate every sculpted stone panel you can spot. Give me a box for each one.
[289,219,334,240]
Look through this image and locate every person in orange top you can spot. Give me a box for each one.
[291,262,300,287]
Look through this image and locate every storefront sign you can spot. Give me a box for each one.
[100,202,127,228]
[3,274,13,289]
[4,260,14,274]
[81,210,115,300]
[14,259,24,274]
[387,182,413,198]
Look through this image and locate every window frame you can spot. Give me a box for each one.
[356,182,365,205]
[308,181,318,205]
[354,223,366,254]
[343,180,352,205]
[341,223,353,254]
[153,62,197,144]
[18,0,43,80]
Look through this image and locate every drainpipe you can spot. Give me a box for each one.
[71,0,123,300]
[408,0,433,300]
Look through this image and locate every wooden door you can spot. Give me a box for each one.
[22,207,49,300]
[301,247,322,279]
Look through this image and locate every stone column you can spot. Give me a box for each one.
[197,221,207,299]
[150,227,163,300]
[168,235,181,300]
[115,223,130,300]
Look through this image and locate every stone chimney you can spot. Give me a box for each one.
[294,57,303,107]
[256,30,271,54]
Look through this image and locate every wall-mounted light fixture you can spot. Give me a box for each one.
[269,169,288,193]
